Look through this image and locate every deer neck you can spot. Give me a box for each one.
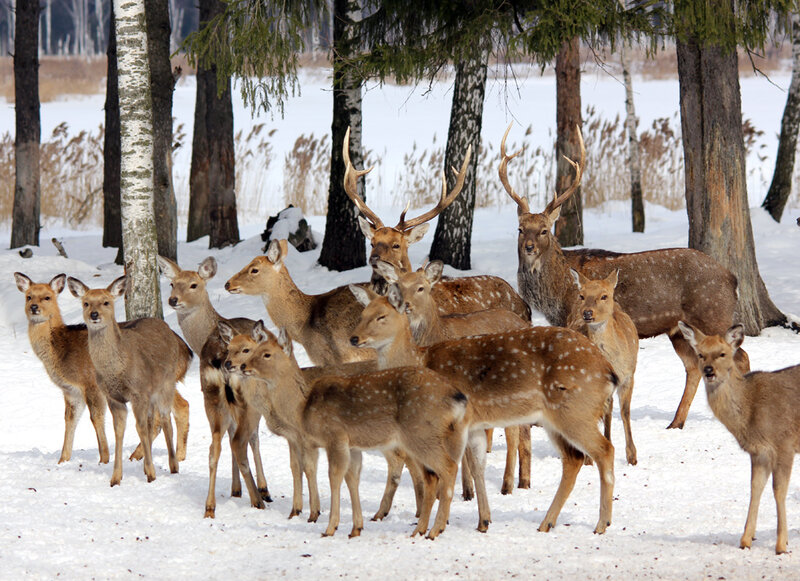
[705,369,750,444]
[176,295,221,354]
[518,242,575,326]
[27,314,67,368]
[265,361,309,429]
[412,304,447,346]
[370,273,389,296]
[261,268,314,337]
[86,323,126,377]
[377,324,425,370]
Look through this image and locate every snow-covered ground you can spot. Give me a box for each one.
[2,66,800,579]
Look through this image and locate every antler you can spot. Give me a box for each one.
[342,126,382,228]
[544,124,586,216]
[396,145,473,231]
[498,122,529,214]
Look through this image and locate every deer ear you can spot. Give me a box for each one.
[424,260,444,284]
[569,268,582,289]
[374,260,399,284]
[157,256,181,280]
[14,272,32,293]
[67,277,90,298]
[266,240,283,266]
[198,257,217,280]
[387,284,405,312]
[724,324,745,351]
[251,320,271,343]
[358,216,375,241]
[606,269,620,289]
[49,273,67,294]
[406,224,430,245]
[217,321,236,346]
[677,321,702,351]
[277,328,293,357]
[349,284,375,307]
[546,206,561,228]
[108,276,127,298]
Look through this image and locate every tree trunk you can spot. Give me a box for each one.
[45,0,53,55]
[554,37,583,247]
[11,0,41,249]
[145,0,178,260]
[318,0,366,271]
[677,36,784,334]
[762,11,800,223]
[114,0,162,319]
[621,40,645,233]
[103,1,122,260]
[187,65,210,242]
[429,47,488,270]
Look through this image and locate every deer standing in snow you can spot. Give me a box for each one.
[499,122,749,430]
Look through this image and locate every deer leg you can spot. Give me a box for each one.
[603,395,613,441]
[374,449,405,521]
[159,398,179,475]
[411,468,438,537]
[485,428,494,452]
[501,425,519,495]
[618,377,637,465]
[406,456,426,518]
[518,424,532,489]
[772,452,793,554]
[287,441,304,519]
[84,384,110,464]
[107,399,127,487]
[230,406,264,510]
[345,450,364,538]
[246,413,271,502]
[741,453,770,550]
[465,430,491,532]
[426,458,459,540]
[539,433,584,533]
[203,395,231,518]
[323,441,350,537]
[59,389,84,464]
[132,401,156,483]
[171,390,190,462]
[667,331,703,429]
[461,453,475,501]
[302,444,321,523]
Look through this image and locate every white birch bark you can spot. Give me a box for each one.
[621,40,644,232]
[114,0,162,319]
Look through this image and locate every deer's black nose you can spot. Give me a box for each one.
[90,311,99,321]
[525,243,535,253]
[582,310,593,321]
[168,297,178,307]
[224,360,232,370]
[30,304,39,314]
[703,366,714,376]
[224,282,231,291]
[350,336,359,346]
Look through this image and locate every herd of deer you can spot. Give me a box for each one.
[14,125,800,554]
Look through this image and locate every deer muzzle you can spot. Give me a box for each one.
[703,365,716,380]
[29,304,39,315]
[168,296,179,307]
[90,311,100,321]
[582,310,594,322]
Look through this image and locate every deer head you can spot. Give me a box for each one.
[225,240,290,298]
[67,276,127,330]
[158,256,217,312]
[678,322,745,390]
[570,269,619,330]
[499,123,585,272]
[15,272,67,324]
[343,126,472,276]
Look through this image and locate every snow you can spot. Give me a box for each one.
[3,68,800,579]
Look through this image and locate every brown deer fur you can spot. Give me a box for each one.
[67,275,192,487]
[349,286,618,534]
[568,268,639,465]
[679,322,800,555]
[158,255,271,518]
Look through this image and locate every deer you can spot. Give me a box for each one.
[224,239,375,367]
[14,272,190,466]
[499,122,749,430]
[373,259,533,497]
[157,256,271,518]
[678,321,800,554]
[66,275,192,486]
[341,126,531,321]
[349,284,618,535]
[227,321,471,539]
[568,268,639,465]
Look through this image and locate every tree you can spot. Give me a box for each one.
[11,0,41,249]
[145,0,179,260]
[318,0,367,271]
[103,1,122,262]
[113,0,162,319]
[674,0,787,333]
[187,67,210,242]
[762,11,800,223]
[620,37,645,232]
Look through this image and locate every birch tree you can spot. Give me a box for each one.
[621,39,644,232]
[113,0,162,319]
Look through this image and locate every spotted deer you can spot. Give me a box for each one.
[678,322,800,554]
[342,127,531,321]
[374,259,532,496]
[568,268,639,465]
[225,239,374,366]
[228,321,471,539]
[14,272,189,466]
[500,122,749,430]
[350,285,618,534]
[67,275,192,486]
[157,256,271,518]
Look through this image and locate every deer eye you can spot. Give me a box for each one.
[83,302,88,308]
[26,296,32,301]
[539,229,548,236]
[392,244,400,249]
[417,287,424,293]
[251,268,259,274]
[601,295,608,301]
[262,352,271,359]
[377,315,386,322]
[719,352,726,358]
[103,301,109,306]
[698,354,705,360]
[190,283,197,289]
[517,228,523,235]
[243,349,250,354]
[579,295,584,301]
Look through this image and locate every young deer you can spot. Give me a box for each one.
[67,275,192,486]
[568,269,639,465]
[158,256,271,518]
[15,272,190,466]
[350,285,618,535]
[341,127,531,321]
[229,322,471,539]
[374,259,533,496]
[225,239,374,366]
[500,122,749,429]
[679,322,800,555]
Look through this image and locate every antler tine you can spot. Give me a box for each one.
[397,144,473,231]
[544,124,586,215]
[498,122,529,214]
[342,126,382,228]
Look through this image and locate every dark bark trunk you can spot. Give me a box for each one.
[187,66,210,242]
[103,2,122,258]
[677,34,784,333]
[429,48,488,270]
[318,0,366,271]
[145,0,178,260]
[554,37,583,247]
[11,0,41,249]
[762,12,800,223]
